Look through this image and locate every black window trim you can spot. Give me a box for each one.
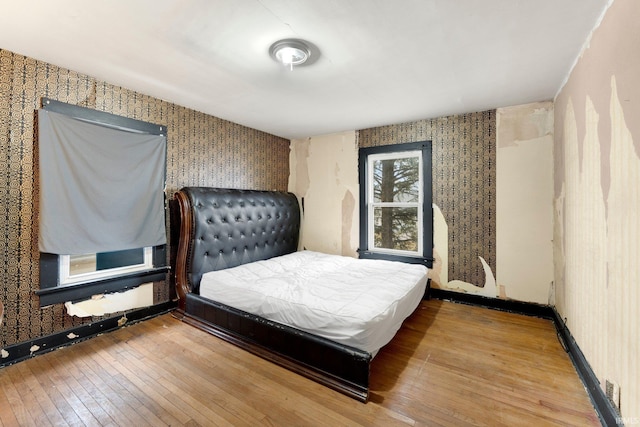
[35,98,169,307]
[37,246,169,306]
[357,140,434,268]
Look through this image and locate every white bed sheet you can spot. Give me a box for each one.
[199,250,428,354]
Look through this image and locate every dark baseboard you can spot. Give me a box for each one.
[551,308,620,426]
[0,300,176,368]
[429,288,620,427]
[429,288,554,319]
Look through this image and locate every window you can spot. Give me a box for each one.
[61,248,153,285]
[36,98,169,306]
[358,141,433,267]
[369,150,422,255]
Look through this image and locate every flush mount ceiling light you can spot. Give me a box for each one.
[269,38,314,70]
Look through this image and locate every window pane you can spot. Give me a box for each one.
[69,248,145,275]
[69,254,96,275]
[373,207,418,251]
[373,157,419,203]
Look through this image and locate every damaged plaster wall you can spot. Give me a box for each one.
[288,131,359,257]
[496,102,554,304]
[65,283,154,318]
[358,111,496,290]
[292,108,555,305]
[554,0,639,418]
[431,202,499,298]
[421,102,554,304]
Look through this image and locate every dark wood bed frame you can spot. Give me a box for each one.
[172,187,372,401]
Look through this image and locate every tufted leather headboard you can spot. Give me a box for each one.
[173,187,300,299]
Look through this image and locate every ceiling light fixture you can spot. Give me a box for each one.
[269,39,313,70]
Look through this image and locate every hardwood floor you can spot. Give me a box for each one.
[0,300,600,426]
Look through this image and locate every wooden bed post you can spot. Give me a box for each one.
[173,190,194,312]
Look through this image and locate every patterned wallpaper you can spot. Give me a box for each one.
[0,49,290,347]
[358,111,496,286]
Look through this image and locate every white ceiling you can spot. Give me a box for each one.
[0,0,610,139]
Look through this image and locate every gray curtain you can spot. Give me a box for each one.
[38,110,166,255]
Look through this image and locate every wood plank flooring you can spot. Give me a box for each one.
[0,300,600,426]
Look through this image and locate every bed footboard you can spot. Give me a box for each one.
[176,293,371,401]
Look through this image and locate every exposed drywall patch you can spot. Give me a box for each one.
[446,257,497,298]
[341,190,356,257]
[289,139,310,197]
[548,280,555,306]
[117,316,128,327]
[496,102,553,148]
[553,183,566,309]
[430,204,448,287]
[496,102,554,304]
[431,203,498,298]
[291,132,358,256]
[65,283,154,317]
[67,333,79,339]
[1,349,8,358]
[609,74,639,167]
[29,345,40,354]
[499,283,507,299]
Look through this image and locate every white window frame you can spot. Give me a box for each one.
[366,150,423,256]
[59,247,153,286]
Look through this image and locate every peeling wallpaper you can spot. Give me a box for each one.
[290,113,497,291]
[289,132,359,257]
[554,0,640,418]
[359,111,496,288]
[0,49,290,348]
[290,105,556,306]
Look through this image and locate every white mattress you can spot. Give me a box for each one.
[199,250,428,354]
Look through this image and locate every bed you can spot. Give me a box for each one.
[172,187,429,401]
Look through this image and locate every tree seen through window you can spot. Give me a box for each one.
[372,155,420,251]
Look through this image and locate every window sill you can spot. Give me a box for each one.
[35,267,170,307]
[357,249,434,268]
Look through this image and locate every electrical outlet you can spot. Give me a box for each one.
[605,380,621,412]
